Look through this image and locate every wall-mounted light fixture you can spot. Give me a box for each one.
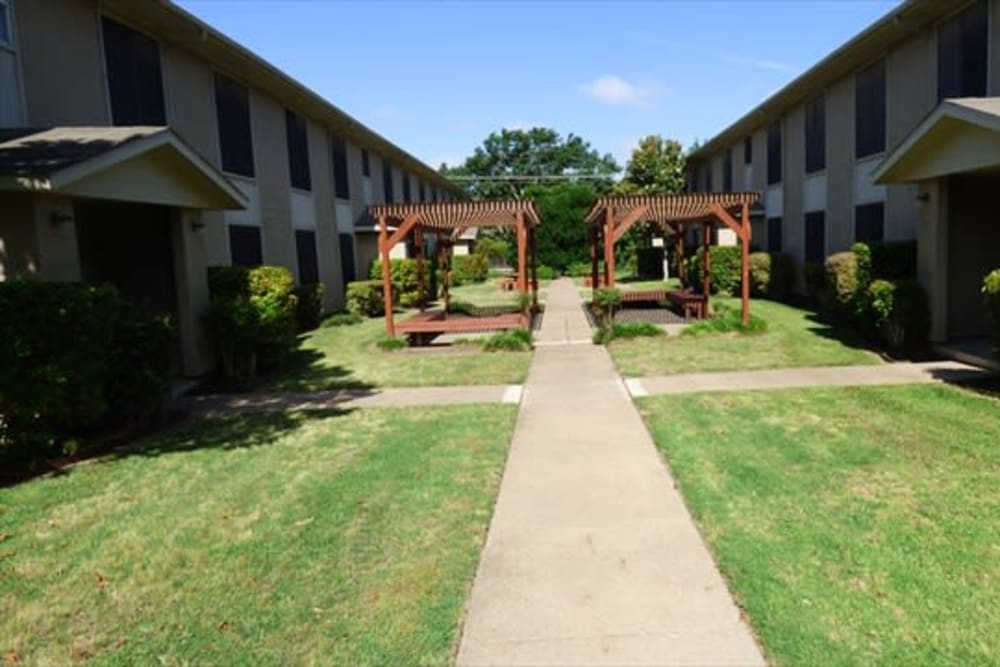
[916,192,931,203]
[190,219,207,232]
[49,211,73,226]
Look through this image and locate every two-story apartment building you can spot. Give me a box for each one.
[688,0,1000,343]
[0,0,460,376]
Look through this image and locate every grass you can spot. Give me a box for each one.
[270,314,532,392]
[610,297,882,377]
[637,384,1000,666]
[447,276,552,309]
[0,404,517,665]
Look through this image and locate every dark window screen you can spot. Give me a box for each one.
[382,162,394,202]
[805,211,826,262]
[339,233,356,287]
[938,0,988,101]
[418,182,426,201]
[214,73,254,177]
[361,149,370,177]
[855,202,885,243]
[229,225,262,267]
[805,95,826,173]
[705,166,713,192]
[402,174,411,202]
[744,137,752,165]
[295,230,319,285]
[767,217,783,252]
[855,60,886,158]
[285,110,311,191]
[767,120,782,185]
[724,150,733,191]
[101,16,165,126]
[331,137,349,199]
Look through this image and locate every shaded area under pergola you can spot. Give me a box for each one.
[584,192,760,325]
[371,200,542,340]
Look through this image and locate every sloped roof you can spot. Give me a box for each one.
[0,127,164,176]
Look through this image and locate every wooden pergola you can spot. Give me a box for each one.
[371,200,542,338]
[584,192,761,325]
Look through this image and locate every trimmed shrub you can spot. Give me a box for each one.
[321,311,363,327]
[566,261,592,278]
[370,258,436,308]
[294,283,324,332]
[106,314,174,427]
[685,246,742,295]
[0,282,120,467]
[592,287,622,329]
[681,304,768,337]
[636,247,665,280]
[824,252,859,318]
[346,280,385,317]
[450,253,489,286]
[482,328,533,351]
[981,269,1000,348]
[376,335,407,351]
[473,236,509,266]
[749,252,796,300]
[867,279,930,352]
[536,265,558,280]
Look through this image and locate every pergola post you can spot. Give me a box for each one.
[741,203,751,326]
[439,241,451,315]
[590,226,600,296]
[516,211,527,293]
[414,227,425,312]
[702,223,711,303]
[677,231,686,285]
[604,206,615,288]
[378,214,395,337]
[529,225,539,310]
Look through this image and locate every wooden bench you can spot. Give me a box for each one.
[665,290,707,319]
[620,289,667,304]
[397,310,529,345]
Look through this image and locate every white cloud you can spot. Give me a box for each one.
[578,75,667,109]
[721,54,797,74]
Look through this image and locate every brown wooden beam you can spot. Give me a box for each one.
[381,212,421,254]
[740,202,751,326]
[612,204,650,243]
[516,211,528,293]
[708,202,745,240]
[604,205,616,288]
[378,214,396,337]
[590,227,599,298]
[702,223,711,310]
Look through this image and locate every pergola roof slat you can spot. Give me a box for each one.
[585,192,760,226]
[370,199,541,229]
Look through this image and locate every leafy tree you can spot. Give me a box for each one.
[526,183,597,272]
[614,135,687,195]
[442,127,619,199]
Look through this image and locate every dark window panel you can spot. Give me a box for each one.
[382,162,394,202]
[937,0,988,101]
[705,165,713,192]
[214,73,254,177]
[228,225,262,267]
[855,202,885,243]
[723,150,733,191]
[285,110,311,191]
[767,217,783,252]
[295,229,319,285]
[805,211,826,262]
[402,173,411,202]
[744,137,753,165]
[339,233,356,286]
[331,137,349,200]
[101,16,165,126]
[767,120,782,185]
[805,95,826,174]
[418,182,426,201]
[361,149,370,177]
[855,59,886,158]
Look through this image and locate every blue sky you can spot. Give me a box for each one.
[176,0,901,170]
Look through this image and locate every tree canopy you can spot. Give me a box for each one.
[614,135,687,195]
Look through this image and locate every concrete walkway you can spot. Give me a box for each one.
[457,279,764,665]
[626,360,992,397]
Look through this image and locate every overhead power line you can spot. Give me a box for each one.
[445,173,619,182]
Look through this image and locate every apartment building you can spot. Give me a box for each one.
[0,0,460,375]
[688,0,1000,342]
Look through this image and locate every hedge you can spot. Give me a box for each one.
[207,265,298,383]
[867,279,930,352]
[824,252,859,318]
[294,283,324,332]
[1,282,173,470]
[450,254,488,286]
[749,252,796,300]
[983,269,1000,349]
[685,246,742,295]
[369,258,436,308]
[346,280,385,317]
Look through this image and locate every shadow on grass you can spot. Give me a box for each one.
[275,348,377,392]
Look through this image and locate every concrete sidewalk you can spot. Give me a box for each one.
[457,279,764,665]
[626,360,991,397]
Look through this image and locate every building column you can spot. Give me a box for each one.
[34,195,81,282]
[170,208,215,376]
[917,178,949,342]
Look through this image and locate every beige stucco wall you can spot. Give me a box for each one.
[307,121,345,311]
[249,91,296,271]
[825,76,855,254]
[17,0,109,125]
[917,178,949,342]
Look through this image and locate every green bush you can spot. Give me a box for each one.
[636,247,665,280]
[536,265,558,280]
[981,269,1000,348]
[824,252,859,318]
[0,282,120,467]
[681,304,767,337]
[207,265,298,383]
[749,252,796,300]
[346,280,385,317]
[322,311,363,327]
[106,314,174,427]
[482,328,533,351]
[293,283,324,332]
[685,246,742,295]
[592,287,623,329]
[370,258,436,307]
[473,236,509,266]
[566,261,592,278]
[450,253,489,286]
[376,335,407,351]
[866,279,930,353]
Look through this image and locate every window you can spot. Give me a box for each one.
[339,233,356,287]
[101,16,165,126]
[744,136,752,165]
[767,217,783,252]
[855,202,885,243]
[331,136,349,200]
[214,73,254,177]
[723,150,733,191]
[402,173,411,202]
[285,109,311,191]
[805,95,826,173]
[382,161,394,202]
[229,225,262,266]
[767,120,782,185]
[938,0,988,101]
[0,0,12,46]
[855,60,886,159]
[705,165,713,192]
[294,230,319,285]
[361,149,370,177]
[418,182,426,201]
[805,211,826,262]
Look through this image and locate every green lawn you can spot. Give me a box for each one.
[638,385,1000,666]
[0,404,517,665]
[270,315,531,392]
[610,297,882,376]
